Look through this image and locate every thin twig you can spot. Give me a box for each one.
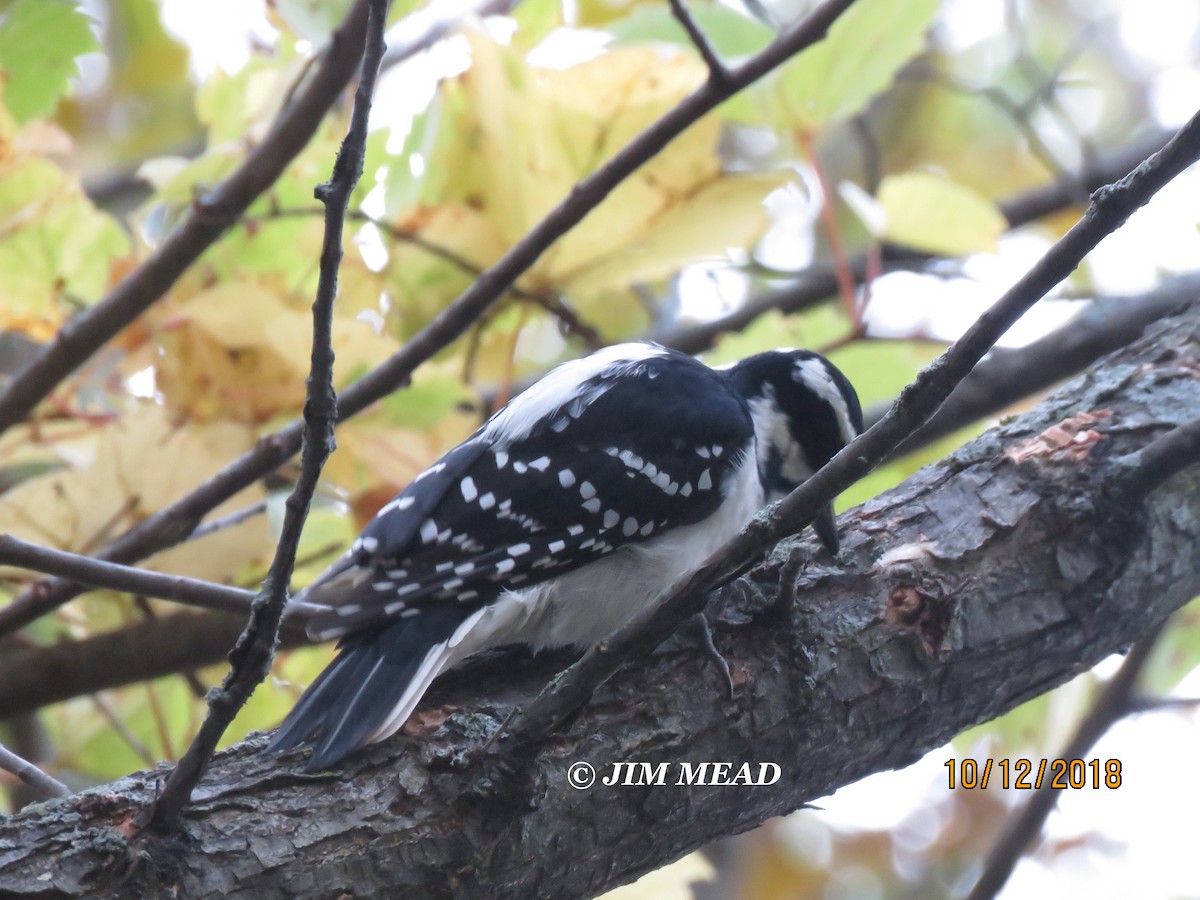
[0,740,69,801]
[144,0,390,833]
[499,106,1200,754]
[0,534,326,619]
[965,625,1166,900]
[186,500,268,542]
[0,0,863,639]
[668,0,731,83]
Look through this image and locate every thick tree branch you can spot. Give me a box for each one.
[2,300,1198,897]
[499,106,1200,753]
[0,614,311,720]
[0,0,862,639]
[143,0,390,832]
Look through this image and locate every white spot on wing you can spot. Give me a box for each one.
[622,517,638,536]
[377,496,414,516]
[529,456,550,471]
[559,469,576,488]
[479,492,496,510]
[360,536,379,553]
[583,498,601,513]
[495,450,509,468]
[698,469,713,490]
[508,543,531,556]
[414,462,446,482]
[420,519,438,543]
[460,476,478,502]
[603,510,619,529]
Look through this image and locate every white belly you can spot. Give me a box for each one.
[482,452,764,650]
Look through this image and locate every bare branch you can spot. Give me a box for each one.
[0,740,69,801]
[186,500,268,543]
[0,614,312,720]
[0,534,307,618]
[499,106,1200,753]
[145,0,390,832]
[668,0,731,83]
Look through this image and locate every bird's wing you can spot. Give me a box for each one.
[302,348,755,640]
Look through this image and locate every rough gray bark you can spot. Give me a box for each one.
[2,304,1199,898]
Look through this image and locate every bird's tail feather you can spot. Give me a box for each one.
[268,607,472,771]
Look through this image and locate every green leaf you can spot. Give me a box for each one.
[0,0,97,123]
[383,371,475,430]
[1140,594,1200,694]
[511,0,564,51]
[0,158,129,333]
[776,0,939,132]
[607,3,775,58]
[878,171,1007,256]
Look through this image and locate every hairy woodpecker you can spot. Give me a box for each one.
[270,342,862,770]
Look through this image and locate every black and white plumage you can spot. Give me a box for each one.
[269,342,862,770]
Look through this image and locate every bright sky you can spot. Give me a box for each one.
[150,1,1200,896]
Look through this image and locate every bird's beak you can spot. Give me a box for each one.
[813,502,840,554]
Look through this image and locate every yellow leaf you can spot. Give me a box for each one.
[0,405,268,585]
[153,282,396,422]
[878,171,1007,256]
[388,33,781,306]
[564,171,792,293]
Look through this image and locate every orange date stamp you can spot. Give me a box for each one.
[944,758,1123,790]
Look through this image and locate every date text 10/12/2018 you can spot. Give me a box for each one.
[945,758,1122,790]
